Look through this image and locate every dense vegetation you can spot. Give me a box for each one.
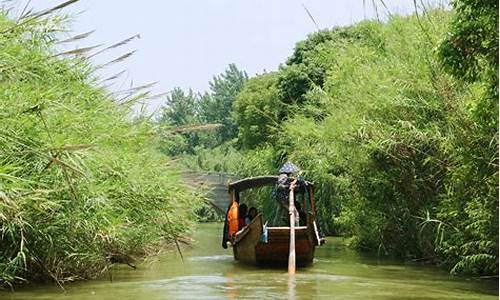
[156,64,247,156]
[169,2,498,276]
[0,12,199,286]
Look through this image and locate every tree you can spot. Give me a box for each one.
[158,87,197,126]
[157,88,199,154]
[199,64,248,144]
[233,72,282,149]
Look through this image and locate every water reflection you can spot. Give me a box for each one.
[225,272,237,300]
[287,275,296,300]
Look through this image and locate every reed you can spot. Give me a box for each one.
[0,7,199,287]
[226,7,497,276]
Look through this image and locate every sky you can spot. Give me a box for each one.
[20,0,427,113]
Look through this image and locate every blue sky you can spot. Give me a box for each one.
[22,0,433,112]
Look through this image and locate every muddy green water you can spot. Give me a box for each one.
[2,223,498,300]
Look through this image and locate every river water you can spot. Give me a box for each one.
[2,223,497,300]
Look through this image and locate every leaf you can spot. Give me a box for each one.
[89,34,140,58]
[56,30,95,44]
[53,44,103,57]
[32,0,81,18]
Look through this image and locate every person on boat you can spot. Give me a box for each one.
[238,203,248,230]
[222,199,240,248]
[246,207,258,225]
[295,201,307,226]
[272,162,304,226]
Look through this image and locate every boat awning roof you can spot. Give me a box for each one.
[228,176,313,194]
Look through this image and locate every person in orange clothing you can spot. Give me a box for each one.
[222,199,239,248]
[227,201,239,241]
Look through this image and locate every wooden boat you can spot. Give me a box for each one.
[221,176,324,267]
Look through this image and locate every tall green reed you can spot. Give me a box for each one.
[0,5,200,287]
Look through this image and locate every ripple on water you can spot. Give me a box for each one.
[146,274,227,287]
[144,275,229,300]
[141,271,352,300]
[295,273,350,282]
[188,255,233,262]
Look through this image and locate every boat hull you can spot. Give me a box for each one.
[232,214,318,267]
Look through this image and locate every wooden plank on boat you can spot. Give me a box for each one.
[255,226,315,266]
[233,214,263,264]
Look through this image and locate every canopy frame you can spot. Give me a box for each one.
[228,175,314,195]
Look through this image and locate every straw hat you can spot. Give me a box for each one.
[279,161,299,174]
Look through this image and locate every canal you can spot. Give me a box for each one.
[2,223,497,300]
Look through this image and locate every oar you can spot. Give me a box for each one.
[288,178,298,275]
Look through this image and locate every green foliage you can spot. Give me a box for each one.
[156,88,200,155]
[234,20,389,150]
[199,63,248,143]
[180,142,243,173]
[156,64,248,154]
[0,14,199,285]
[156,129,190,156]
[228,147,281,222]
[435,0,499,276]
[193,201,224,222]
[153,1,497,277]
[233,73,282,148]
[159,88,198,126]
[287,29,336,65]
[229,7,498,276]
[286,24,386,66]
[438,0,498,82]
[277,64,312,105]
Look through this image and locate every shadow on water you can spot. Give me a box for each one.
[2,223,498,300]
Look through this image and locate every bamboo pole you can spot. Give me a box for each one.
[164,211,184,262]
[288,178,298,275]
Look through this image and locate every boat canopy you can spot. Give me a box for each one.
[228,176,314,194]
